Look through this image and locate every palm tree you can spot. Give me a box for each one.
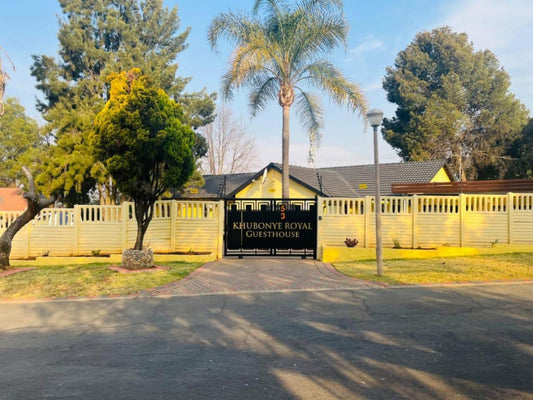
[208,0,367,198]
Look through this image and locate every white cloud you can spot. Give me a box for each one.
[345,36,385,64]
[443,0,533,111]
[363,80,383,92]
[349,39,385,55]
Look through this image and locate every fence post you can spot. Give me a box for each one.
[412,195,418,249]
[74,205,81,256]
[364,196,372,248]
[508,192,514,245]
[170,200,177,251]
[459,194,466,247]
[217,200,225,259]
[121,202,129,251]
[316,196,323,260]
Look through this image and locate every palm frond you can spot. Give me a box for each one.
[250,76,279,116]
[298,0,344,14]
[253,0,286,17]
[289,11,348,67]
[294,89,323,162]
[221,39,280,100]
[300,60,368,117]
[208,12,257,50]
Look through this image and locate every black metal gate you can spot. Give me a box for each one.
[224,198,317,258]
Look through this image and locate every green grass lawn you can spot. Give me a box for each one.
[334,253,533,285]
[0,261,202,300]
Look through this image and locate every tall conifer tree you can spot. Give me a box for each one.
[32,0,215,204]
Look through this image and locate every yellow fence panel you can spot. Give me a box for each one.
[318,194,532,251]
[144,219,172,252]
[2,194,533,259]
[78,224,123,254]
[416,214,461,248]
[1,200,224,259]
[319,216,364,246]
[511,194,533,244]
[9,225,30,259]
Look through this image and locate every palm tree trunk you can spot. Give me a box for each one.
[282,105,290,199]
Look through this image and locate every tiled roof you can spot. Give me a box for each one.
[174,173,255,199]
[0,188,27,211]
[272,159,450,196]
[176,160,451,199]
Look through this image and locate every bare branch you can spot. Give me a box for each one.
[199,106,257,174]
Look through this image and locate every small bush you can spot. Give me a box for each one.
[345,238,359,247]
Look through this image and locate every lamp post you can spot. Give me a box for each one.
[367,108,384,276]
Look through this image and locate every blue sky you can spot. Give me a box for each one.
[2,0,532,170]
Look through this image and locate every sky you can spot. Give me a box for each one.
[2,0,532,171]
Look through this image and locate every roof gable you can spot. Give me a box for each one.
[176,159,451,199]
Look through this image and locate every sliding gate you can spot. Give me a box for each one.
[225,198,317,258]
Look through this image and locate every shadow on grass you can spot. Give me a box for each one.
[333,253,533,285]
[0,262,203,299]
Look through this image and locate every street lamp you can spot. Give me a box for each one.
[367,108,384,276]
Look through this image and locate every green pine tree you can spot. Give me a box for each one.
[32,0,215,205]
[92,69,195,250]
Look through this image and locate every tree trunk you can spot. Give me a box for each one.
[133,202,145,250]
[133,199,154,250]
[134,217,148,251]
[0,210,36,269]
[282,105,291,199]
[0,167,54,269]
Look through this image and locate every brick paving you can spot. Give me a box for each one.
[150,258,384,296]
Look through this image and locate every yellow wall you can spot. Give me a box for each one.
[236,168,317,198]
[430,166,452,182]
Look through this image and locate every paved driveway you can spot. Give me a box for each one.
[151,257,382,296]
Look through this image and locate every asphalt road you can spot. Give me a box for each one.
[1,283,532,399]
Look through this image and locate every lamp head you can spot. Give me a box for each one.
[367,108,384,127]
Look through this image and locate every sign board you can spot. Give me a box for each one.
[225,199,317,257]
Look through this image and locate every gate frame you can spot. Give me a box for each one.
[224,197,318,259]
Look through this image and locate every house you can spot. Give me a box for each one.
[0,188,27,211]
[177,160,453,199]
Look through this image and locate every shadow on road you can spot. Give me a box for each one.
[1,284,532,399]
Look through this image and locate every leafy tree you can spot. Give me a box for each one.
[92,69,195,250]
[382,26,529,180]
[201,105,256,174]
[208,0,367,198]
[32,0,215,204]
[0,98,44,186]
[506,118,533,178]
